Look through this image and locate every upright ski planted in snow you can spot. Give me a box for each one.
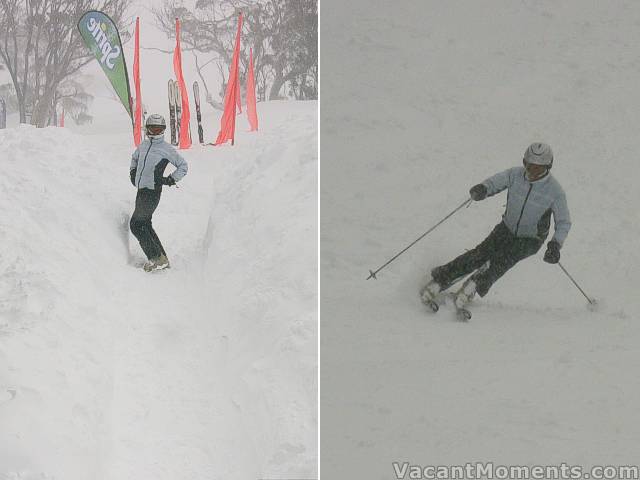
[193,81,205,144]
[174,80,191,144]
[168,79,177,145]
[174,80,182,143]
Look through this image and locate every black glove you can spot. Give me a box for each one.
[543,240,561,264]
[130,168,136,186]
[162,175,176,186]
[469,184,488,201]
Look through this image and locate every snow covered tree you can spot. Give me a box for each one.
[54,78,94,126]
[271,0,317,100]
[0,0,128,126]
[154,0,317,107]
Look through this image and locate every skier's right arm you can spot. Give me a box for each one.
[481,168,516,197]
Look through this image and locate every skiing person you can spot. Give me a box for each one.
[421,142,571,312]
[129,114,188,272]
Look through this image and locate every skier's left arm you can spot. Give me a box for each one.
[551,193,571,248]
[543,193,570,264]
[167,150,188,183]
[130,148,140,186]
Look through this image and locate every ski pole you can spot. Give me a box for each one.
[557,262,596,306]
[367,197,472,280]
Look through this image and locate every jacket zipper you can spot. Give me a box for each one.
[136,140,154,188]
[514,183,533,236]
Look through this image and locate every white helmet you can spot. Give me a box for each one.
[523,142,553,167]
[145,114,166,139]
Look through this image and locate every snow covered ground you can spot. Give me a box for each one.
[0,100,317,479]
[321,1,640,478]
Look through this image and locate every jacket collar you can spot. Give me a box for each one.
[523,168,551,185]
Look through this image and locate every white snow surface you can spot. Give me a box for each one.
[0,101,317,479]
[321,1,640,478]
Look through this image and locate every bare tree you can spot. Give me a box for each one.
[268,0,317,100]
[154,0,317,108]
[0,0,129,126]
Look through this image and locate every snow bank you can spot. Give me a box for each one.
[0,101,317,479]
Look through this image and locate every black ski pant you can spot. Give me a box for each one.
[431,222,543,297]
[130,188,167,260]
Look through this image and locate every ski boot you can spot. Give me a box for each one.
[143,254,171,272]
[453,278,476,321]
[420,279,442,312]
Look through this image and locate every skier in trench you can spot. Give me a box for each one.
[129,114,188,272]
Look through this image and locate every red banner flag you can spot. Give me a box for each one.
[133,17,142,146]
[246,48,258,131]
[214,12,243,146]
[60,109,65,127]
[234,28,241,115]
[173,18,191,149]
[236,69,242,114]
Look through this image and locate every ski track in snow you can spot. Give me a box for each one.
[321,1,640,478]
[0,102,317,479]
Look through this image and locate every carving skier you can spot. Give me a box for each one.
[421,143,571,318]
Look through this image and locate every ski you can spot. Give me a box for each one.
[421,292,470,320]
[451,277,476,321]
[420,276,474,321]
[145,263,170,273]
[425,298,439,313]
[419,283,440,313]
[422,291,471,321]
[174,80,182,143]
[454,303,472,321]
[193,81,205,144]
[168,80,177,145]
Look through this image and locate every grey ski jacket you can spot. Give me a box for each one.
[482,166,571,247]
[130,137,188,190]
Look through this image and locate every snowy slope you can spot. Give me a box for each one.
[321,1,640,477]
[0,100,317,480]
